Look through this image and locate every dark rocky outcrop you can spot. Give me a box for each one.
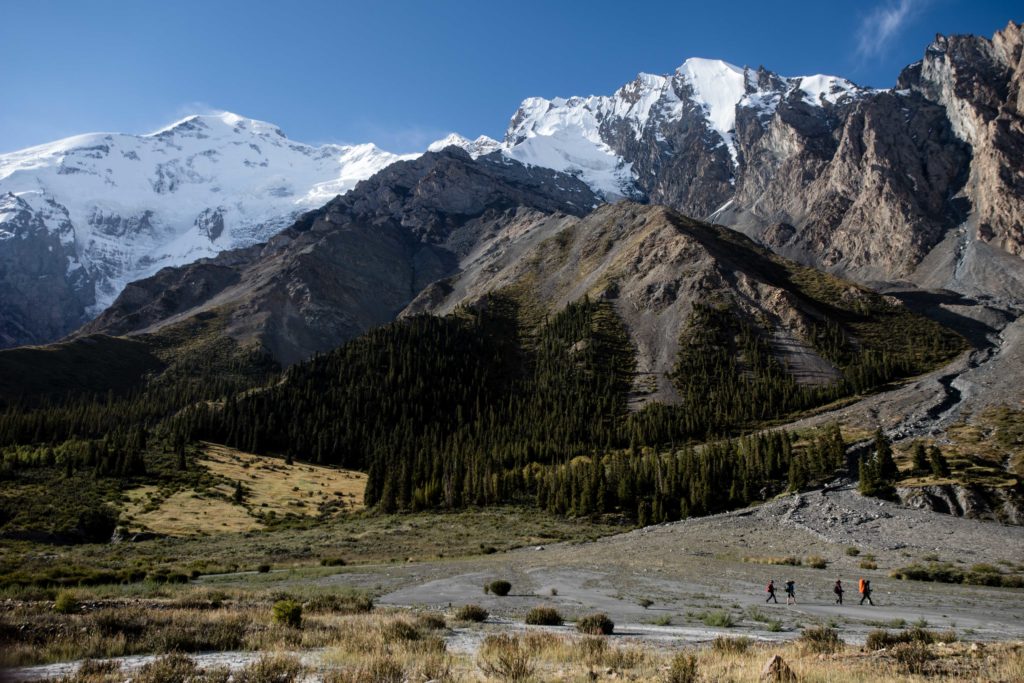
[0,193,94,346]
[897,483,1024,525]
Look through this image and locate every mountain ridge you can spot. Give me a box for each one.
[0,112,417,346]
[2,22,1022,350]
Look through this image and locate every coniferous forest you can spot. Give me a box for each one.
[0,286,964,536]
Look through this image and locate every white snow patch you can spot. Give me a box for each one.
[676,58,748,163]
[427,133,501,158]
[795,75,860,105]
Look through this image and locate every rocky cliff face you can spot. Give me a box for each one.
[898,483,1024,525]
[0,193,94,346]
[80,150,598,365]
[496,22,1024,299]
[899,23,1024,261]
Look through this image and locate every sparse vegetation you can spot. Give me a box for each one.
[805,555,828,569]
[711,636,752,654]
[477,634,536,682]
[320,556,347,567]
[697,610,735,628]
[454,604,488,622]
[799,625,843,654]
[891,561,1024,587]
[576,613,615,635]
[866,627,956,650]
[743,555,802,566]
[525,606,564,626]
[666,652,699,683]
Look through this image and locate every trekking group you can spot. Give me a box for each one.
[765,577,873,605]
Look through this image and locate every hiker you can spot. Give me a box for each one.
[766,579,778,603]
[834,578,844,605]
[859,578,874,605]
[784,579,796,604]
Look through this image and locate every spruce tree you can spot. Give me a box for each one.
[874,429,898,481]
[929,445,951,478]
[912,442,928,473]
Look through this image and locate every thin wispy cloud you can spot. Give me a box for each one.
[856,0,925,59]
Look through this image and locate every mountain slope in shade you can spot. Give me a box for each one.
[0,112,416,346]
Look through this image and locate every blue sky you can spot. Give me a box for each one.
[1,0,1018,154]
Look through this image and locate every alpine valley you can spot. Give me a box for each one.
[2,17,1024,683]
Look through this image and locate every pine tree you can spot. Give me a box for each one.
[858,456,879,496]
[929,445,951,478]
[912,442,928,473]
[874,428,898,481]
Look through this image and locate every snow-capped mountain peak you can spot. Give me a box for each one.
[0,111,418,340]
[427,133,501,157]
[676,58,749,162]
[497,58,868,197]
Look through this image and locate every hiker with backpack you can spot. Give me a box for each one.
[784,579,796,604]
[859,578,874,605]
[834,578,844,605]
[766,579,778,603]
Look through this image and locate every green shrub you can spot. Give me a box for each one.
[53,589,78,614]
[699,611,734,628]
[576,613,614,635]
[890,562,963,583]
[799,625,842,654]
[666,652,698,683]
[257,564,271,574]
[320,556,347,567]
[488,580,512,597]
[455,604,488,622]
[845,547,861,556]
[638,598,654,609]
[525,606,563,626]
[271,600,302,628]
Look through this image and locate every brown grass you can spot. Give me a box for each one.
[119,444,367,537]
[6,603,1023,682]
